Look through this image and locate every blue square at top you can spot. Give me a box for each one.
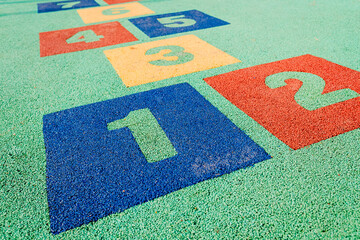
[38,0,99,13]
[129,10,230,38]
[43,83,271,234]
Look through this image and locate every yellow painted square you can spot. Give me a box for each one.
[103,35,241,87]
[77,2,155,24]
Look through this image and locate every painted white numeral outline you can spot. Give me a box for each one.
[58,1,81,9]
[157,15,196,28]
[66,30,104,44]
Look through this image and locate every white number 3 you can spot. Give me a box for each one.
[157,15,196,28]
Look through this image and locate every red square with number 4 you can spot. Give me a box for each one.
[205,54,360,149]
[39,22,137,57]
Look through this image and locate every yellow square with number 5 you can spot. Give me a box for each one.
[77,2,154,24]
[103,35,241,87]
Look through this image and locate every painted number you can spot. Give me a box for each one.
[107,108,177,163]
[66,30,104,44]
[57,1,80,8]
[146,45,194,66]
[157,15,197,28]
[266,71,360,111]
[102,7,130,15]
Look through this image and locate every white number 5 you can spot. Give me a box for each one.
[157,15,196,28]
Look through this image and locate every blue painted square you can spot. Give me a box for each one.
[38,0,99,13]
[129,10,230,38]
[43,83,271,234]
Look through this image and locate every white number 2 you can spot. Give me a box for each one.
[157,15,196,28]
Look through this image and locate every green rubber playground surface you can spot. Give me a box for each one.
[1,0,360,239]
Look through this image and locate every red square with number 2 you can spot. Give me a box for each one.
[205,55,360,150]
[39,22,137,57]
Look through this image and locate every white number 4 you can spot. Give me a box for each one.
[157,15,196,28]
[66,30,104,44]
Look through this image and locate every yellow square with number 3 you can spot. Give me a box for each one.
[103,35,241,87]
[77,2,154,24]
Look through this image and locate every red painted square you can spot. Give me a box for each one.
[39,22,138,57]
[103,0,138,4]
[204,54,360,149]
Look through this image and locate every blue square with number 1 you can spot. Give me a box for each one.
[37,0,99,13]
[129,10,230,38]
[43,83,271,234]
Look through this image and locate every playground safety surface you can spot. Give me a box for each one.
[1,0,360,238]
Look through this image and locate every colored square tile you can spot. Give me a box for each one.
[103,0,138,4]
[77,2,154,24]
[39,22,138,57]
[204,54,360,150]
[43,83,271,234]
[38,0,99,13]
[129,10,229,38]
[103,35,240,87]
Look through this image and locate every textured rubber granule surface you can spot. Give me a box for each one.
[1,0,359,239]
